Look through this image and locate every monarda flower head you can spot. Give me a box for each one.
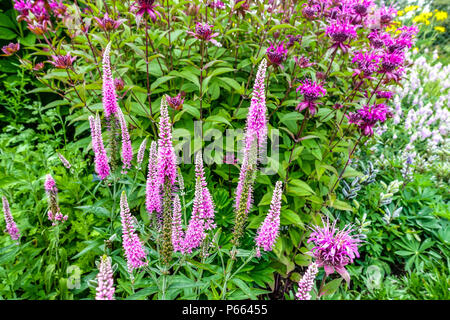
[120,191,148,273]
[102,42,119,118]
[255,181,282,257]
[352,50,381,77]
[377,6,397,26]
[1,42,20,56]
[296,262,319,300]
[166,92,185,111]
[351,0,373,18]
[50,53,76,69]
[266,42,288,68]
[294,56,316,69]
[295,79,326,115]
[2,196,20,242]
[308,218,362,284]
[134,0,160,22]
[95,255,115,300]
[325,19,357,52]
[116,108,133,173]
[94,12,125,31]
[367,29,389,49]
[89,114,111,180]
[302,3,320,20]
[379,50,404,73]
[146,140,161,217]
[188,22,222,47]
[347,103,391,136]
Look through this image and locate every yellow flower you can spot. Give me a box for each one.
[404,5,418,13]
[435,11,448,21]
[397,10,404,16]
[435,26,446,33]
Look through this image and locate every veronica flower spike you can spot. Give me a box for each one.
[255,181,283,257]
[2,196,20,242]
[102,42,119,118]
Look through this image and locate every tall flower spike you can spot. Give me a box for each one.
[146,140,161,217]
[102,43,119,118]
[296,262,319,300]
[44,174,68,225]
[57,152,71,169]
[116,108,133,172]
[244,58,268,158]
[2,196,20,242]
[157,96,177,187]
[89,114,110,180]
[171,194,184,253]
[182,167,206,254]
[95,255,115,300]
[136,137,148,169]
[255,181,282,257]
[195,152,215,231]
[120,191,148,273]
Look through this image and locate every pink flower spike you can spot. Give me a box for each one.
[95,255,115,300]
[296,262,318,300]
[146,140,161,216]
[255,181,282,257]
[116,108,133,173]
[88,114,111,180]
[157,97,177,187]
[102,43,119,118]
[171,194,184,253]
[120,191,148,273]
[2,196,20,242]
[136,137,148,169]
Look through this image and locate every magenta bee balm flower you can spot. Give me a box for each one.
[295,79,326,115]
[266,42,288,67]
[188,22,222,47]
[325,19,357,52]
[50,53,76,69]
[134,0,160,22]
[347,103,391,136]
[94,13,125,31]
[308,218,362,284]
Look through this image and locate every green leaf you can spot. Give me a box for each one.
[331,200,353,211]
[231,278,258,300]
[320,278,343,297]
[268,24,297,35]
[205,115,232,127]
[0,27,17,40]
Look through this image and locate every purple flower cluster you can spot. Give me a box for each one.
[255,181,283,257]
[1,43,20,56]
[120,192,148,272]
[89,114,110,180]
[189,22,222,47]
[295,79,326,115]
[166,92,185,111]
[134,0,160,22]
[50,53,76,69]
[266,42,288,67]
[296,262,318,300]
[14,0,68,33]
[325,19,357,52]
[2,196,20,242]
[348,103,391,136]
[94,13,125,32]
[308,218,362,284]
[95,255,115,300]
[157,97,177,188]
[352,50,381,78]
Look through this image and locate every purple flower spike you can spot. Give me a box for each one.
[308,218,362,284]
[146,140,161,217]
[157,97,177,188]
[136,137,148,169]
[95,255,115,300]
[102,43,119,118]
[116,108,133,173]
[255,181,283,257]
[120,191,148,273]
[2,196,20,242]
[171,194,184,253]
[296,262,318,300]
[89,114,110,180]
